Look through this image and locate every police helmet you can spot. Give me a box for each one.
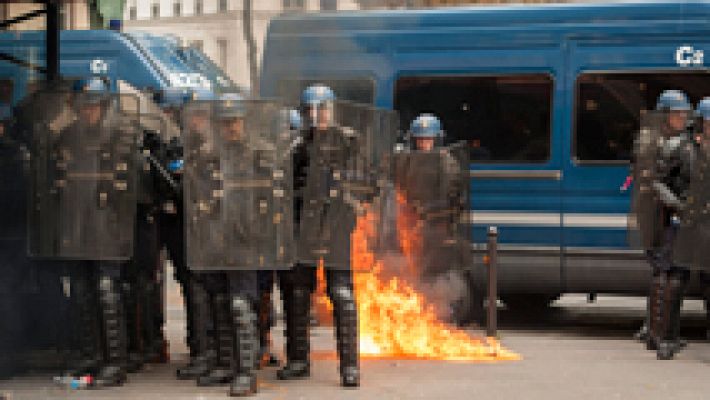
[697,97,710,121]
[656,90,691,112]
[190,88,217,102]
[300,84,335,107]
[288,108,302,131]
[409,113,443,139]
[217,93,245,119]
[73,77,110,106]
[300,84,336,129]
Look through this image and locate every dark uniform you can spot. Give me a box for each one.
[633,90,695,360]
[27,80,137,386]
[277,85,361,388]
[181,94,289,396]
[393,113,470,323]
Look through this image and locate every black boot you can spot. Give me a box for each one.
[277,287,311,380]
[140,278,164,363]
[646,274,664,352]
[177,277,215,380]
[657,272,687,360]
[66,271,102,377]
[198,291,233,386]
[122,279,143,373]
[229,296,258,397]
[332,286,360,388]
[93,274,128,388]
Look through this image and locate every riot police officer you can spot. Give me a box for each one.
[397,114,470,324]
[695,97,710,340]
[122,104,172,371]
[277,85,360,387]
[254,108,303,370]
[639,90,694,360]
[698,97,710,139]
[50,78,134,386]
[156,89,219,381]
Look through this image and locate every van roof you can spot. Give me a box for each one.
[268,1,709,35]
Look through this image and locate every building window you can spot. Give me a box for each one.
[574,72,710,163]
[283,0,305,11]
[195,0,203,15]
[395,75,554,163]
[151,2,160,18]
[129,6,137,20]
[219,0,228,12]
[189,40,204,51]
[320,0,337,10]
[173,1,182,16]
[217,39,228,68]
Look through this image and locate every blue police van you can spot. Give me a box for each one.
[260,1,710,312]
[0,29,237,107]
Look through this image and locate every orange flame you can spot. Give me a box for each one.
[349,195,520,361]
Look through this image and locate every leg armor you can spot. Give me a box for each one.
[277,265,315,380]
[198,275,234,386]
[121,267,143,373]
[327,270,360,388]
[228,271,259,397]
[93,264,128,387]
[176,274,216,380]
[66,263,102,377]
[657,269,688,360]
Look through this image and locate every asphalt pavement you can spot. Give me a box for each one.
[2,274,710,400]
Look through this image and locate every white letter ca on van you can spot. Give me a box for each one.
[675,46,704,67]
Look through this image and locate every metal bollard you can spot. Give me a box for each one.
[486,226,498,337]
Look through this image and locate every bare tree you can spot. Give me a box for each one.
[242,0,259,95]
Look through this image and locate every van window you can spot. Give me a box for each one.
[574,72,710,163]
[395,75,553,163]
[277,78,375,106]
[0,80,13,104]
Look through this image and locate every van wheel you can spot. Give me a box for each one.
[452,272,484,326]
[502,294,560,311]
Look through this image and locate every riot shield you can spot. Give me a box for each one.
[297,101,378,270]
[183,99,294,271]
[691,119,710,272]
[392,144,470,277]
[674,125,710,271]
[629,110,663,250]
[27,90,139,260]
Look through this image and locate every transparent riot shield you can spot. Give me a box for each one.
[628,110,663,250]
[392,143,470,277]
[183,99,294,271]
[297,101,377,270]
[674,122,710,271]
[691,119,710,272]
[369,109,401,255]
[27,90,138,260]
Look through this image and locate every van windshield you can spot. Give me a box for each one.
[126,31,231,91]
[176,47,237,91]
